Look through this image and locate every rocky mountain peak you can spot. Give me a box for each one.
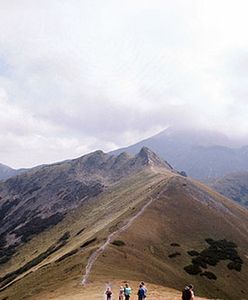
[135,147,173,170]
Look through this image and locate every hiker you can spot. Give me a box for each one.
[119,286,125,300]
[182,284,194,300]
[124,283,132,300]
[105,287,112,300]
[140,281,147,298]
[137,284,145,300]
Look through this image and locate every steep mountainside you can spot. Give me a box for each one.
[0,163,20,181]
[211,172,248,208]
[111,128,248,181]
[0,147,172,268]
[0,148,247,300]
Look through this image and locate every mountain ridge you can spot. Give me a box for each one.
[110,128,248,181]
[0,147,248,300]
[211,171,248,208]
[0,147,172,254]
[0,163,20,181]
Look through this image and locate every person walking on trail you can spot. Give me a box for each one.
[140,281,147,298]
[182,284,194,300]
[119,286,125,300]
[124,283,132,300]
[137,284,145,300]
[105,287,112,300]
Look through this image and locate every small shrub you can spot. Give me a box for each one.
[192,257,208,269]
[200,271,217,280]
[55,249,79,263]
[170,243,180,247]
[80,238,97,248]
[112,240,126,247]
[187,250,199,256]
[58,231,70,243]
[76,228,85,236]
[184,264,202,275]
[185,238,243,277]
[168,252,181,258]
[227,262,242,272]
[205,238,214,245]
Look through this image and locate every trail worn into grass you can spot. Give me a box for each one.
[82,196,156,284]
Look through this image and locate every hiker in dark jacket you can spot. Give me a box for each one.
[182,284,194,300]
[105,287,112,300]
[140,281,147,298]
[137,284,145,300]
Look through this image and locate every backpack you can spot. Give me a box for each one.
[182,287,191,300]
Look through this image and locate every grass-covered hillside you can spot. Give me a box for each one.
[0,149,248,300]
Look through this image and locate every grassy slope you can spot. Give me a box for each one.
[89,176,248,300]
[1,168,248,300]
[31,280,209,300]
[0,169,171,300]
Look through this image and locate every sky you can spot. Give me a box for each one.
[1,0,248,168]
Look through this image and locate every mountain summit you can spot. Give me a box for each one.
[111,128,248,180]
[134,147,173,169]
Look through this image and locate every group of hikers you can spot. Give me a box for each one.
[105,282,147,300]
[105,282,194,300]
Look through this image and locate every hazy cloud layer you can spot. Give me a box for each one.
[0,0,248,167]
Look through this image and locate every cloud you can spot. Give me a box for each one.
[0,0,248,167]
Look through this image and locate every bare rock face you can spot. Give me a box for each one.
[134,147,173,169]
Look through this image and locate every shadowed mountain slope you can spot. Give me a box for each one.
[111,128,248,181]
[211,172,248,208]
[0,163,20,181]
[0,147,172,265]
[0,148,248,300]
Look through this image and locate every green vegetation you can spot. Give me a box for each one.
[184,264,202,275]
[13,213,64,242]
[184,238,243,279]
[75,228,85,236]
[80,237,97,248]
[0,235,68,289]
[111,240,126,246]
[55,249,79,263]
[168,252,181,258]
[0,245,17,265]
[170,243,180,247]
[187,250,199,256]
[227,261,242,272]
[200,271,217,280]
[58,231,70,242]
